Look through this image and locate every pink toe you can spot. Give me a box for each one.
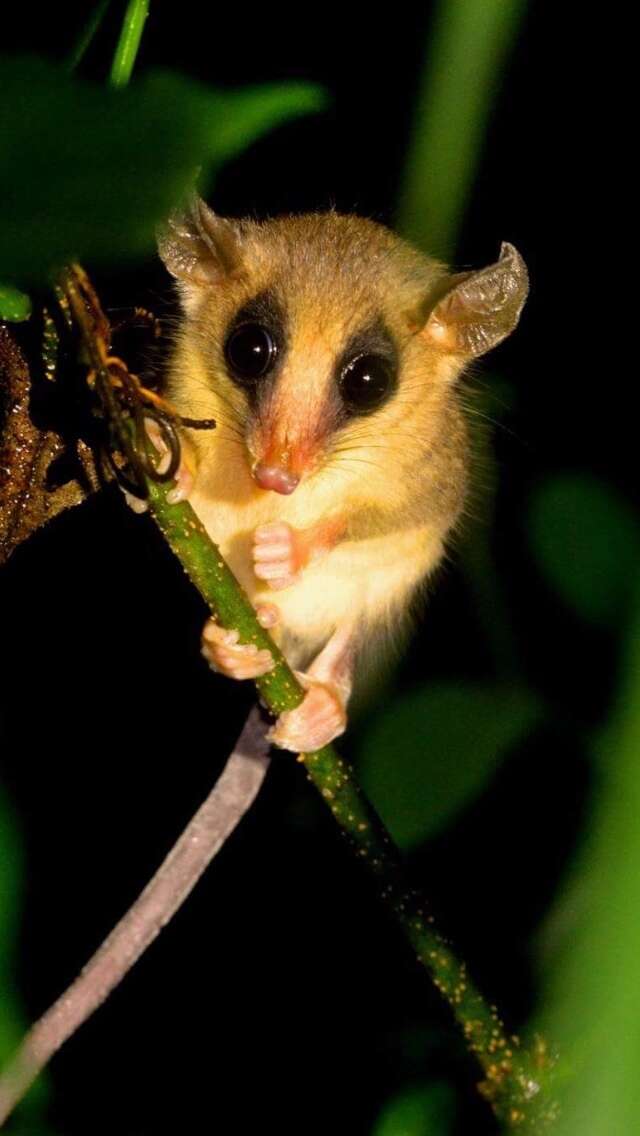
[255,522,290,541]
[267,575,298,591]
[253,542,291,563]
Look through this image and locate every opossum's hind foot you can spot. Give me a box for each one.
[268,621,354,753]
[267,672,347,753]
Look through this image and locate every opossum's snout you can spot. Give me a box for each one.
[250,423,322,494]
[253,463,300,495]
[248,363,337,494]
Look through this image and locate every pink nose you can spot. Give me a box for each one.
[253,464,300,494]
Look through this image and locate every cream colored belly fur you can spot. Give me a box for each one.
[190,466,442,667]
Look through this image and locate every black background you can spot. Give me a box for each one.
[0,5,610,1134]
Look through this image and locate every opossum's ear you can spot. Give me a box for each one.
[422,243,529,358]
[157,196,243,288]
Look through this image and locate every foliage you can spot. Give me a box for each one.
[0,55,326,285]
[0,287,30,323]
[529,474,640,628]
[358,683,541,849]
[0,788,22,1066]
[536,593,640,1134]
[396,0,526,259]
[372,1081,456,1136]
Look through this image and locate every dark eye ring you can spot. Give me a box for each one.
[224,322,278,383]
[339,353,396,414]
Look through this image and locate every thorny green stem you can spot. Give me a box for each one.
[145,463,556,1133]
[109,0,150,88]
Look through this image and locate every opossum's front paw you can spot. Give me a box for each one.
[201,616,276,680]
[268,672,347,753]
[252,522,306,591]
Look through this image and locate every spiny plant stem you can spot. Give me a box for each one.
[146,477,556,1134]
[109,0,150,88]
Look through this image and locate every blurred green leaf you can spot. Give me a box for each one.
[0,786,23,1064]
[0,787,22,974]
[0,286,31,322]
[537,593,640,1134]
[66,0,110,73]
[357,683,540,849]
[0,793,50,1115]
[372,1082,455,1136]
[0,55,327,283]
[396,0,526,259]
[529,474,640,627]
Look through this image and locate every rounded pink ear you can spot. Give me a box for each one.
[157,196,243,287]
[423,243,529,358]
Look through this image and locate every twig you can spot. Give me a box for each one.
[109,0,150,88]
[0,707,271,1126]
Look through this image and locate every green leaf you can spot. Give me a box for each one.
[357,683,540,850]
[0,787,23,1064]
[529,474,640,627]
[0,56,327,283]
[0,794,50,1115]
[0,788,22,974]
[395,0,526,258]
[537,593,640,1134]
[0,285,31,322]
[372,1082,455,1136]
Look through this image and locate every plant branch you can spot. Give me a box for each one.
[148,452,557,1132]
[109,0,150,88]
[0,707,271,1127]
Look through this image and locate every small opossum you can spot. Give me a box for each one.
[155,198,528,752]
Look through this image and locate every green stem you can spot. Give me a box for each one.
[146,478,310,718]
[109,0,150,88]
[146,475,556,1131]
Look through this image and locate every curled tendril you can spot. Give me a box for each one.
[59,265,215,500]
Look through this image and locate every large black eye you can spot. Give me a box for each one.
[225,322,277,383]
[340,353,396,414]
